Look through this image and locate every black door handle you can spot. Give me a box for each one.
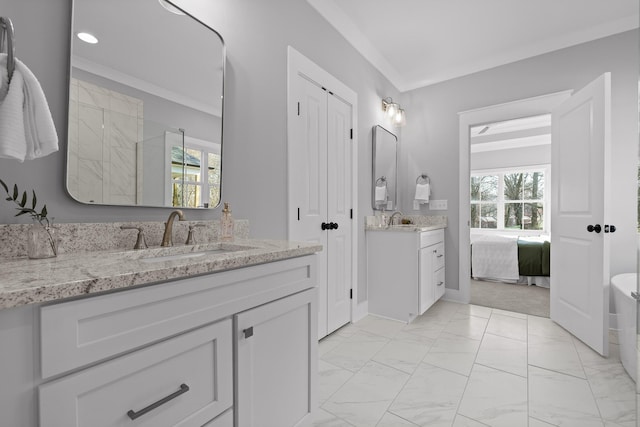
[587,224,602,233]
[604,224,617,233]
[322,222,339,230]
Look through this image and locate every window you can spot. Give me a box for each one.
[471,167,547,231]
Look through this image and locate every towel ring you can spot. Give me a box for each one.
[376,176,387,186]
[0,17,15,82]
[416,174,430,185]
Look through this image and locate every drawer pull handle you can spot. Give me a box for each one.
[127,383,190,420]
[437,281,444,286]
[437,254,444,258]
[244,326,254,339]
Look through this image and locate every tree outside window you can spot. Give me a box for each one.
[471,168,546,231]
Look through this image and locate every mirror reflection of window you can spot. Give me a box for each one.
[171,144,221,208]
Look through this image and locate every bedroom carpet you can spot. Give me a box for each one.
[470,278,550,318]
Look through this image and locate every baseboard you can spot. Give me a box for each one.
[444,287,469,304]
[609,312,619,330]
[352,301,368,323]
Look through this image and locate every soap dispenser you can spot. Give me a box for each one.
[220,202,234,241]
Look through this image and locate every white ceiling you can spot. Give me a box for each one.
[307,0,639,92]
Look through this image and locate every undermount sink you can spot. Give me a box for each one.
[140,248,232,264]
[138,244,255,264]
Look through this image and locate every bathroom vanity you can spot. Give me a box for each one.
[366,223,446,323]
[0,238,321,427]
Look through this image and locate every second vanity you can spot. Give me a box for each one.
[366,217,447,323]
[0,232,321,427]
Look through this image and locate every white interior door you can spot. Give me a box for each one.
[290,75,329,338]
[326,94,352,333]
[288,47,357,339]
[550,73,611,356]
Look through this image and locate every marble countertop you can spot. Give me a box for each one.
[0,239,322,310]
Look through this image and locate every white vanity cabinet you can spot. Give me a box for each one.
[0,254,317,427]
[367,228,445,323]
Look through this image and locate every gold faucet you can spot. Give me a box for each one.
[161,210,185,246]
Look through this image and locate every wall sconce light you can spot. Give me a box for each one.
[382,97,406,126]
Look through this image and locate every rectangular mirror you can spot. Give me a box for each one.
[66,0,224,208]
[372,125,397,210]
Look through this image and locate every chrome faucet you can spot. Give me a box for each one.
[388,211,403,226]
[161,210,185,247]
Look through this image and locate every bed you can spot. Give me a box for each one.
[471,235,550,287]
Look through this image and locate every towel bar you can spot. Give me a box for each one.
[416,174,429,184]
[375,176,387,186]
[0,17,15,82]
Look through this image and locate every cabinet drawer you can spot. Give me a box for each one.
[435,268,445,300]
[433,242,445,270]
[39,319,233,427]
[40,255,315,378]
[419,229,444,248]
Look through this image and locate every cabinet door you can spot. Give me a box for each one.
[39,320,233,427]
[235,288,318,427]
[419,247,435,314]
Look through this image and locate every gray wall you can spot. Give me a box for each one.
[400,30,639,291]
[0,0,399,303]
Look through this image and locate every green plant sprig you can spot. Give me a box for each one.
[0,179,51,227]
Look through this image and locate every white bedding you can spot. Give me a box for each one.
[471,235,519,282]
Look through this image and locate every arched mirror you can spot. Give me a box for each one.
[66,0,224,208]
[372,125,397,210]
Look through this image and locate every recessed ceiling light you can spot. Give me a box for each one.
[77,32,98,44]
[158,0,185,15]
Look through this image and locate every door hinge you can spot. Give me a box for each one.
[350,289,353,299]
[350,209,353,219]
[350,129,353,140]
[297,102,300,116]
[321,86,327,92]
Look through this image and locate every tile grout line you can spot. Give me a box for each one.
[451,305,493,424]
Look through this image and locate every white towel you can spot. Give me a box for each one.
[415,182,430,202]
[0,54,58,162]
[375,184,387,203]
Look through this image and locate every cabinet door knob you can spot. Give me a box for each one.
[243,326,254,339]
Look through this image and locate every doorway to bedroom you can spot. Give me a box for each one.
[469,114,552,317]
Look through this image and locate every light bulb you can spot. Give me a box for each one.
[386,102,398,119]
[394,109,406,126]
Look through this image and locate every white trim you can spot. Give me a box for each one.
[458,90,572,304]
[286,46,359,326]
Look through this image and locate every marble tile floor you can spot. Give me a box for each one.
[310,300,636,427]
